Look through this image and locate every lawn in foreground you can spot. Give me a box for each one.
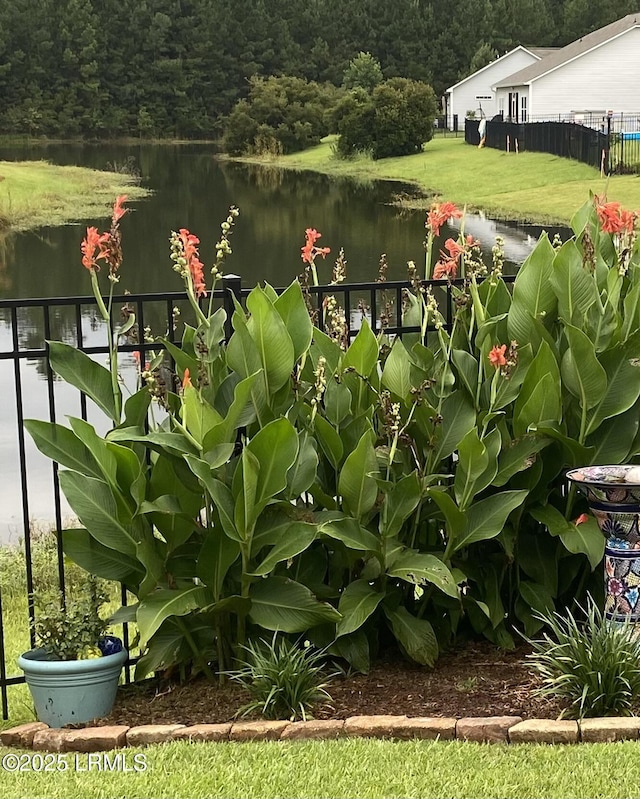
[268,136,640,225]
[0,738,639,799]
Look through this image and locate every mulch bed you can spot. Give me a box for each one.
[102,641,564,727]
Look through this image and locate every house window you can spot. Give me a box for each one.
[521,96,527,122]
[498,97,504,117]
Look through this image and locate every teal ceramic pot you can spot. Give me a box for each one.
[18,638,127,728]
[567,466,640,624]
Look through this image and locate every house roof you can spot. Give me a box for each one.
[526,47,559,59]
[445,46,543,93]
[494,12,640,88]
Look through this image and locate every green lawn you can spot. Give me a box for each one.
[1,738,639,798]
[248,135,640,226]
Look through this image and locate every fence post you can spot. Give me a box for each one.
[222,274,242,341]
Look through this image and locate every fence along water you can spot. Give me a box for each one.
[466,112,640,174]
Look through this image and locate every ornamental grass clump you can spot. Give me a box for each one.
[227,635,336,721]
[527,597,640,719]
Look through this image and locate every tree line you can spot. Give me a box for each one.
[0,0,637,139]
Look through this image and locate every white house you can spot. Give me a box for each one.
[493,13,640,125]
[445,46,557,130]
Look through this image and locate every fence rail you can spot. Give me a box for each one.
[465,114,640,174]
[0,272,516,719]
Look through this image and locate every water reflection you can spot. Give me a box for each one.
[451,212,568,272]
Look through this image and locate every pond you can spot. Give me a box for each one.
[0,142,564,543]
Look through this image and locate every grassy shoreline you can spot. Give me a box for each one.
[0,161,150,232]
[233,135,640,226]
[4,136,636,231]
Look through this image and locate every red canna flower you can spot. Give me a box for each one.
[620,208,637,233]
[574,513,589,525]
[433,259,458,280]
[443,238,465,260]
[81,226,110,271]
[301,228,331,264]
[596,200,624,233]
[426,201,463,237]
[433,237,468,280]
[595,195,638,234]
[178,228,206,298]
[81,197,128,275]
[112,195,128,223]
[488,344,507,368]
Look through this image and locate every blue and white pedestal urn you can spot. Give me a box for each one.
[567,465,640,624]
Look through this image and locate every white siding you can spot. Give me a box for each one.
[495,85,531,121]
[530,27,640,119]
[447,49,538,129]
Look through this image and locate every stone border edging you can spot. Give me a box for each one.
[4,715,640,751]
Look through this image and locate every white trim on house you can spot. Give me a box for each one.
[446,46,541,92]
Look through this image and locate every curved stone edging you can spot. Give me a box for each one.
[3,715,640,751]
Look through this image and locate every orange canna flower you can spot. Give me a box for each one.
[81,197,128,275]
[620,208,637,233]
[112,195,128,223]
[488,344,507,368]
[81,226,110,271]
[301,228,331,264]
[595,195,638,234]
[426,201,463,237]
[182,368,192,389]
[443,238,465,260]
[178,228,206,298]
[433,259,458,280]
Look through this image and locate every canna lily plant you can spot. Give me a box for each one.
[24,192,640,682]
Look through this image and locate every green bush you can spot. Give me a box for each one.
[527,598,640,718]
[23,194,640,684]
[333,88,375,158]
[227,635,335,720]
[336,78,437,159]
[222,75,342,156]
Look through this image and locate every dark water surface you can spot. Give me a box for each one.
[0,142,554,542]
[0,142,552,298]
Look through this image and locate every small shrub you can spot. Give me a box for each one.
[105,156,140,178]
[527,598,640,718]
[32,576,109,660]
[227,635,336,721]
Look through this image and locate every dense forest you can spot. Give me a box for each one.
[0,0,638,139]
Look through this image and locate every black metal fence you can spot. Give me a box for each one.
[465,114,640,174]
[0,273,517,720]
